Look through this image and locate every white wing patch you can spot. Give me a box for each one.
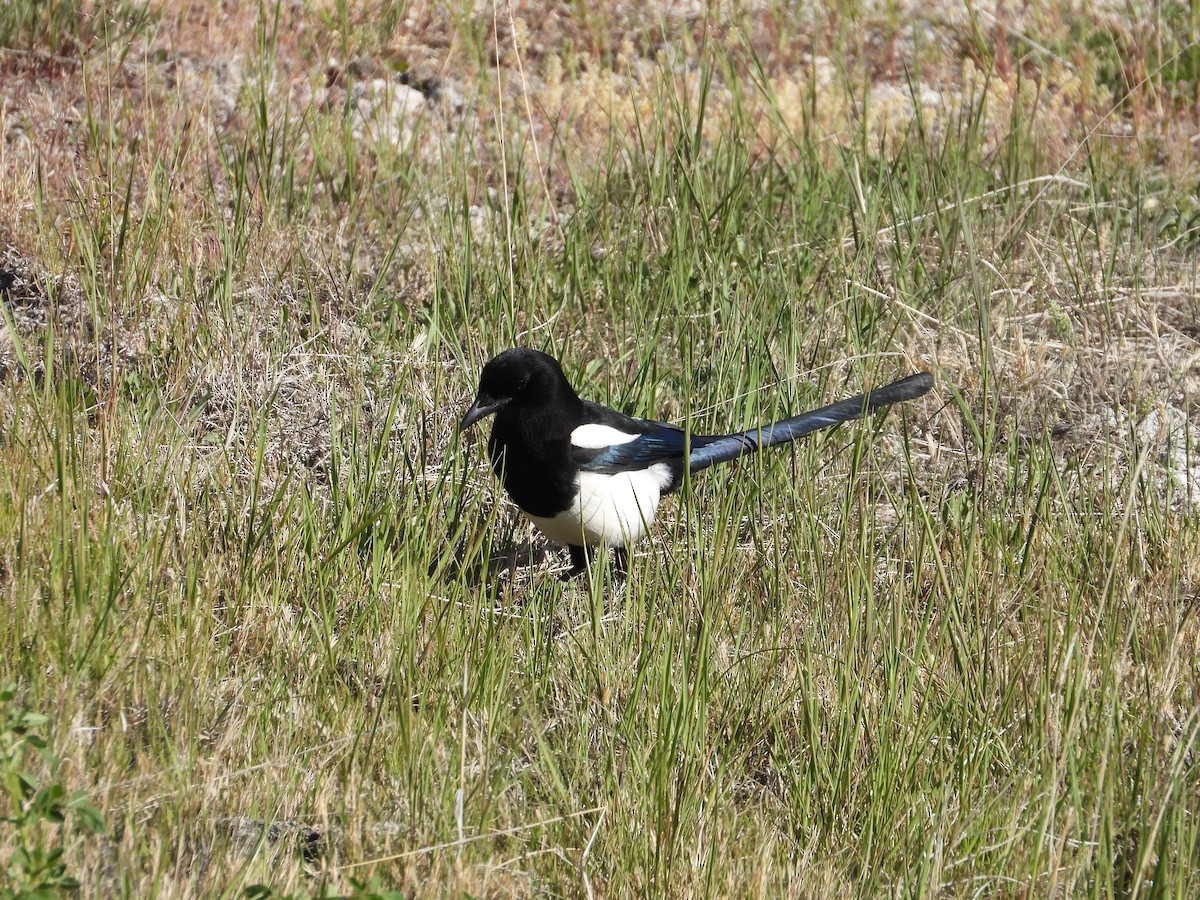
[526,463,673,547]
[570,423,641,450]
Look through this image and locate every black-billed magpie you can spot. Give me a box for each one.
[460,348,932,575]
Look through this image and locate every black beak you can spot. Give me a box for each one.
[458,395,507,432]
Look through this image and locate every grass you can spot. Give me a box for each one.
[2,0,1199,896]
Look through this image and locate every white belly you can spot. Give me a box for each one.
[526,463,672,547]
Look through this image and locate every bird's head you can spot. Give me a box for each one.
[458,348,573,432]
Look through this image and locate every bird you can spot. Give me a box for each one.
[459,348,932,576]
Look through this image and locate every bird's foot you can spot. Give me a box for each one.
[564,545,589,580]
[563,544,628,581]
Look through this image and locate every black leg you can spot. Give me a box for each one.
[565,545,589,579]
[563,544,628,581]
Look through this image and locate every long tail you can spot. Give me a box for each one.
[686,372,932,472]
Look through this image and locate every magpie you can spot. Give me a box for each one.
[460,348,932,576]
